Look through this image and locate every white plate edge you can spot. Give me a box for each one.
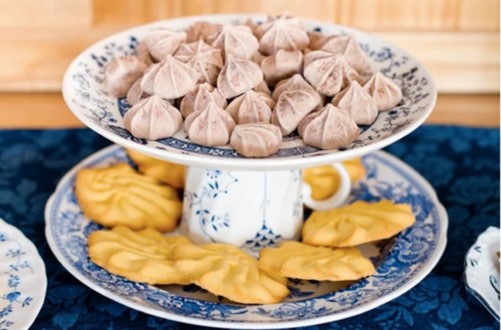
[0,218,48,330]
[464,226,500,321]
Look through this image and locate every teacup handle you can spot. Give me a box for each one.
[302,163,351,211]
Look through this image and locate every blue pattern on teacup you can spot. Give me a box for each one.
[64,17,434,163]
[46,146,443,323]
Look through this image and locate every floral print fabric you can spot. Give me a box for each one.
[0,125,498,329]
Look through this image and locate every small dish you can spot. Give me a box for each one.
[464,226,500,321]
[0,218,47,329]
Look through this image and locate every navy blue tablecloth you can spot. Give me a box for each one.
[0,125,498,330]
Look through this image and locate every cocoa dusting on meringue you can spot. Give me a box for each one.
[124,95,182,140]
[179,83,227,118]
[105,56,147,97]
[184,102,236,146]
[174,40,223,85]
[226,90,274,124]
[298,104,360,150]
[143,28,187,61]
[217,54,263,99]
[230,123,282,158]
[363,72,403,111]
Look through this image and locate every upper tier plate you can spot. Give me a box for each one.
[62,14,437,170]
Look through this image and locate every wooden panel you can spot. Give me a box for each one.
[0,0,498,31]
[90,0,499,31]
[429,94,500,127]
[0,93,498,128]
[0,28,118,92]
[92,0,339,25]
[337,0,460,31]
[0,0,92,28]
[389,32,500,93]
[0,29,497,94]
[0,93,82,128]
[457,0,500,31]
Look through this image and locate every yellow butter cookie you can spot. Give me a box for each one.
[302,200,415,247]
[173,243,289,304]
[303,165,343,201]
[342,157,366,182]
[303,158,366,201]
[259,241,375,281]
[88,226,192,285]
[75,163,182,232]
[127,149,186,189]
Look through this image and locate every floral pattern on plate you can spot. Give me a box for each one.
[44,145,447,328]
[0,218,47,329]
[464,226,500,322]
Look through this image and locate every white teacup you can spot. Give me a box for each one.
[180,164,351,253]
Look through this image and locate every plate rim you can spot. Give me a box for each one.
[464,226,500,322]
[0,218,47,330]
[44,144,447,329]
[61,14,437,171]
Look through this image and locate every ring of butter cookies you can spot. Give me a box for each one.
[88,226,192,285]
[302,200,415,247]
[173,243,289,304]
[259,241,375,282]
[127,149,186,189]
[75,163,182,232]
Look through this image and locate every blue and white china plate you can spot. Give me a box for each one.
[464,226,500,321]
[45,145,447,329]
[62,14,437,171]
[0,218,47,329]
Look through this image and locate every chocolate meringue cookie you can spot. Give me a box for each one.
[304,50,360,96]
[256,14,309,55]
[217,54,264,99]
[210,25,259,59]
[253,51,266,65]
[143,28,187,61]
[185,21,222,43]
[127,78,150,106]
[105,56,147,97]
[124,95,182,140]
[230,123,282,158]
[254,79,271,95]
[184,102,236,146]
[179,83,227,118]
[298,104,360,150]
[174,40,223,85]
[261,50,303,86]
[226,90,274,124]
[272,89,319,135]
[135,41,154,66]
[140,55,198,99]
[320,35,372,75]
[308,31,328,50]
[363,72,403,111]
[271,74,322,107]
[244,18,260,38]
[332,81,378,125]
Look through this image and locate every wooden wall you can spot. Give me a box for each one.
[0,0,499,127]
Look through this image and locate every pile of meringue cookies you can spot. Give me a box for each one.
[105,14,403,158]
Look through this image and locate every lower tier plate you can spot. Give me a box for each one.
[44,145,447,329]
